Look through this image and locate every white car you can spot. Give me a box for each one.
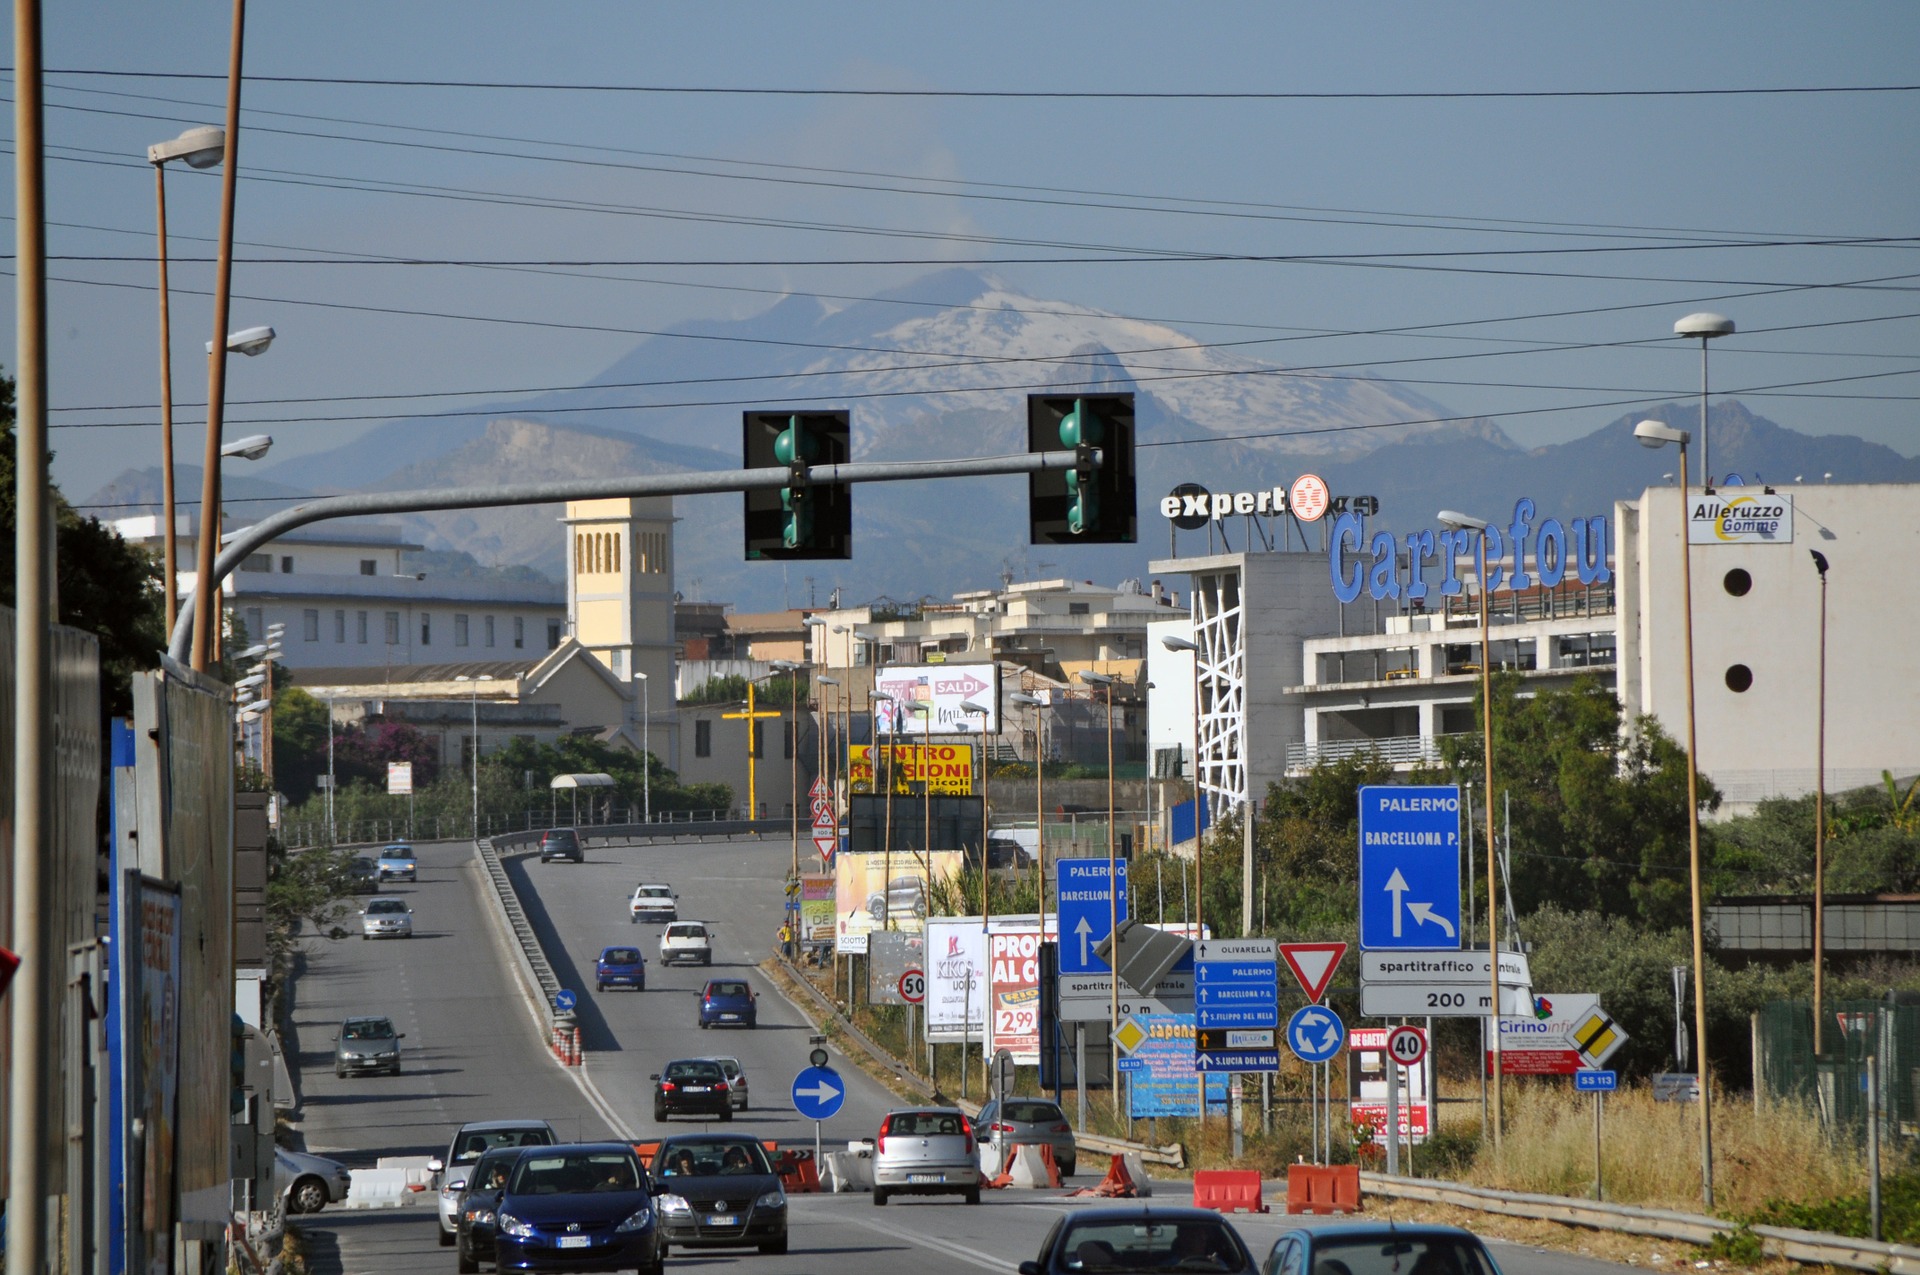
[360,896,413,939]
[629,883,678,923]
[276,1147,352,1214]
[659,921,713,966]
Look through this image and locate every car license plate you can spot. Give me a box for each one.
[908,1173,944,1184]
[558,1236,591,1249]
[720,1013,738,1020]
[707,1214,736,1226]
[685,1085,708,1093]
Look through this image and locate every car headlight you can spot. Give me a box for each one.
[755,1189,786,1210]
[498,1212,534,1239]
[615,1204,653,1232]
[465,1208,495,1225]
[656,1193,691,1215]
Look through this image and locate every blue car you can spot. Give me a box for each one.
[697,978,756,1029]
[1260,1223,1503,1275]
[494,1143,661,1275]
[595,947,646,993]
[376,843,417,883]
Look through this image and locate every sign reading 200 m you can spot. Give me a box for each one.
[1329,497,1611,604]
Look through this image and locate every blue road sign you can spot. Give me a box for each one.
[1115,1057,1149,1073]
[554,989,578,1012]
[1128,1014,1229,1117]
[1358,785,1463,951]
[1194,1049,1280,1073]
[1575,1069,1618,1092]
[1195,938,1279,1034]
[1057,858,1130,975]
[791,1066,846,1120]
[1197,962,1275,983]
[1287,1005,1345,1064]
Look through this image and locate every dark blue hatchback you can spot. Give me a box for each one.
[494,1143,661,1275]
[595,947,646,993]
[697,978,756,1029]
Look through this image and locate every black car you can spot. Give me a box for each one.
[493,1143,661,1275]
[1022,1206,1258,1275]
[455,1146,523,1273]
[649,1134,787,1257]
[651,1059,733,1122]
[540,828,583,864]
[1261,1223,1503,1275]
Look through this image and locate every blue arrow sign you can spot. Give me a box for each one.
[1056,858,1130,975]
[1287,1005,1345,1063]
[1358,785,1463,951]
[1196,984,1277,1005]
[1575,1069,1618,1093]
[791,1066,846,1120]
[554,989,578,1013]
[1195,1007,1280,1029]
[1194,1050,1280,1073]
[1196,962,1276,983]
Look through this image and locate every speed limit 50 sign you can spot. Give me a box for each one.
[1386,1025,1428,1067]
[898,969,926,1004]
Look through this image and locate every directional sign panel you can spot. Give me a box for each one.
[1358,785,1463,951]
[791,1065,846,1120]
[1287,1005,1345,1063]
[1575,1069,1618,1092]
[1195,937,1278,1036]
[1194,1049,1279,1073]
[1057,858,1129,975]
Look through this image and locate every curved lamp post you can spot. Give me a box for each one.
[1674,312,1735,484]
[960,699,992,928]
[1161,635,1204,936]
[454,674,494,838]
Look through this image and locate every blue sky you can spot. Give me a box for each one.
[11,1,1918,505]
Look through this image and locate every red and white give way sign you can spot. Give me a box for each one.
[1386,1025,1428,1067]
[898,969,926,1004]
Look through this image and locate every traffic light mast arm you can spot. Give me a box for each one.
[165,448,1095,662]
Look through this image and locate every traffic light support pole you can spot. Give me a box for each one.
[165,449,1094,663]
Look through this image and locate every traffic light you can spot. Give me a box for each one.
[743,410,851,560]
[1027,393,1136,544]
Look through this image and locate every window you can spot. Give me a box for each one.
[360,559,377,576]
[385,611,401,645]
[695,719,712,758]
[240,553,271,573]
[280,555,294,573]
[484,615,495,648]
[1068,601,1091,616]
[610,649,626,676]
[333,609,346,643]
[244,607,264,641]
[1725,664,1754,693]
[302,609,319,641]
[421,613,432,645]
[546,620,561,650]
[784,720,796,760]
[455,614,470,647]
[357,610,369,644]
[513,616,526,649]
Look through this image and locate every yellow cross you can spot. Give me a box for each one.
[722,679,782,818]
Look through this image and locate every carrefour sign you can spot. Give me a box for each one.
[1329,498,1612,604]
[1688,493,1793,545]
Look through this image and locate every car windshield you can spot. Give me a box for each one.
[665,1061,723,1083]
[456,1128,552,1161]
[381,847,413,859]
[707,981,749,998]
[1308,1238,1496,1275]
[654,1139,772,1177]
[367,900,407,915]
[601,949,641,965]
[508,1151,642,1195]
[342,1019,393,1040]
[1057,1219,1248,1272]
[1003,1101,1064,1123]
[468,1153,518,1191]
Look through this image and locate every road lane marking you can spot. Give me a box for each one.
[840,1214,1021,1273]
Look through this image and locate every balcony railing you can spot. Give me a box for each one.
[1285,732,1470,771]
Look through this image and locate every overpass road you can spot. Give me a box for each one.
[283,832,1647,1275]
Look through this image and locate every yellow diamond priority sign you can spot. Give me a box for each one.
[1111,1016,1148,1056]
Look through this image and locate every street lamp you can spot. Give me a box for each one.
[1161,635,1205,938]
[455,674,495,838]
[207,325,275,357]
[1437,509,1506,1150]
[906,701,935,880]
[773,660,803,880]
[1010,690,1050,939]
[817,675,841,839]
[149,124,225,638]
[1079,668,1121,1111]
[636,671,650,825]
[1811,549,1831,1056]
[1674,312,1735,483]
[220,433,273,461]
[960,699,992,928]
[191,326,277,667]
[871,690,897,922]
[1633,416,1714,1208]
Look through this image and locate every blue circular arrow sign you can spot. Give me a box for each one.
[790,1065,845,1121]
[554,989,578,1013]
[1287,1004,1345,1064]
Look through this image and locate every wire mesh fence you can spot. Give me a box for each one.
[1757,997,1920,1145]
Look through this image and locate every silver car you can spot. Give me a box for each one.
[276,1147,352,1214]
[701,1055,750,1110]
[360,896,413,939]
[429,1119,559,1245]
[976,1096,1076,1177]
[871,1107,981,1205]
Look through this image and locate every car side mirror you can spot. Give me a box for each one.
[449,1178,467,1191]
[331,1033,339,1041]
[649,1073,661,1082]
[427,1158,445,1173]
[398,1033,407,1039]
[1020,1263,1046,1275]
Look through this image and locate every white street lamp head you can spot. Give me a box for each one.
[1436,510,1488,532]
[870,691,894,702]
[905,702,931,714]
[1633,419,1691,450]
[959,700,989,715]
[802,616,826,627]
[148,125,225,168]
[234,673,266,689]
[634,670,648,682]
[1078,670,1115,686]
[236,643,269,660]
[1674,312,1735,339]
[1009,691,1043,705]
[1161,636,1198,653]
[208,325,275,357]
[817,675,839,686]
[220,434,274,461]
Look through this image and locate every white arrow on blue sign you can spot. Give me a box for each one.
[1195,1050,1280,1073]
[1287,1005,1345,1063]
[791,1066,846,1120]
[554,989,577,1013]
[1056,858,1129,975]
[1359,785,1463,951]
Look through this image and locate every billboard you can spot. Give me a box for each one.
[925,919,989,1042]
[1349,1026,1432,1147]
[1489,993,1628,1075]
[1126,1014,1228,1118]
[848,743,975,796]
[799,875,834,946]
[989,930,1043,1064]
[832,849,964,953]
[873,663,1000,735]
[122,876,181,1275]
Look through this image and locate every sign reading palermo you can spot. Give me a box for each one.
[1329,497,1611,604]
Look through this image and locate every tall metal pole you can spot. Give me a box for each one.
[1676,442,1715,1208]
[1478,529,1502,1151]
[189,0,248,670]
[153,161,181,636]
[326,694,337,845]
[10,0,54,1264]
[1104,682,1119,1114]
[1192,652,1203,937]
[1812,554,1829,1056]
[1036,705,1045,942]
[790,670,800,881]
[470,680,480,837]
[641,673,650,823]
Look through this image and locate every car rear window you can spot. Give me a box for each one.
[601,949,641,965]
[1309,1238,1496,1275]
[886,1111,965,1137]
[665,1061,723,1082]
[707,981,749,997]
[1057,1218,1247,1272]
[1003,1101,1063,1123]
[638,886,670,898]
[545,830,577,844]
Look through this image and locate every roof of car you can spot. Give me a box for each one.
[1066,1205,1244,1225]
[455,1119,557,1134]
[380,844,413,853]
[1295,1223,1485,1242]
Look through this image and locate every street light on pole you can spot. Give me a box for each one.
[1161,635,1205,937]
[455,674,494,838]
[871,690,896,926]
[636,671,650,825]
[1674,312,1735,484]
[1634,415,1715,1208]
[906,702,934,880]
[773,660,803,881]
[147,123,225,638]
[1079,669,1120,1113]
[193,331,276,666]
[1438,509,1505,1152]
[1811,549,1831,1056]
[1010,690,1049,941]
[960,700,992,929]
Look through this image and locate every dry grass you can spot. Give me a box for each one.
[1462,1082,1864,1216]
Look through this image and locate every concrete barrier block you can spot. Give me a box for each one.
[1009,1145,1051,1188]
[1123,1153,1154,1197]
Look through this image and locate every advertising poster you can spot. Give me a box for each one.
[799,875,835,946]
[833,849,963,953]
[872,663,1001,735]
[1348,1027,1431,1147]
[1488,993,1627,1075]
[988,929,1042,1064]
[925,919,989,1042]
[848,743,975,795]
[1127,1014,1228,1118]
[135,879,181,1274]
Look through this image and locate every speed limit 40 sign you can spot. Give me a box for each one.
[898,969,926,1004]
[1386,1025,1428,1067]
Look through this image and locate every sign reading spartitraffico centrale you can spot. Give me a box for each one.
[1328,497,1612,604]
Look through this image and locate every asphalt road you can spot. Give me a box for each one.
[283,833,1648,1275]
